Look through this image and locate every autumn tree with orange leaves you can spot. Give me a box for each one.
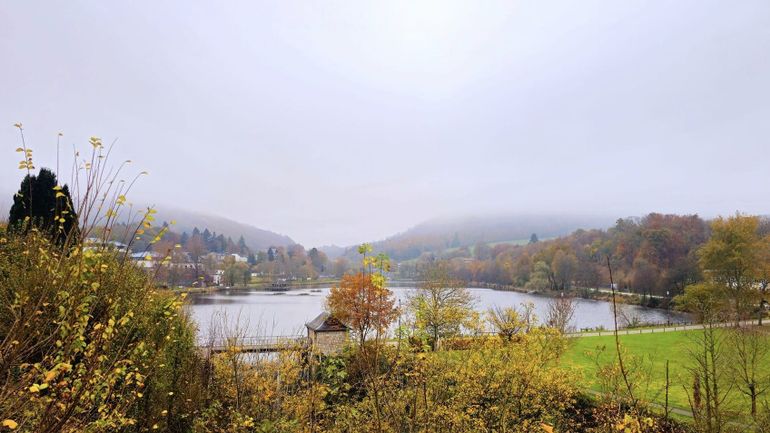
[327,273,398,348]
[326,244,398,348]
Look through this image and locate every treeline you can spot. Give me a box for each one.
[118,224,255,258]
[251,244,341,278]
[339,214,613,262]
[98,221,344,285]
[401,213,770,298]
[157,228,340,285]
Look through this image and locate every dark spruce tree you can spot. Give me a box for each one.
[8,168,79,245]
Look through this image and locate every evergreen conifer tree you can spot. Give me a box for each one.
[8,168,79,245]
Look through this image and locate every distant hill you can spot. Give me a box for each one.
[0,182,292,250]
[140,205,294,251]
[346,214,616,261]
[318,244,346,259]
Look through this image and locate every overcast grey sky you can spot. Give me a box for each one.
[2,1,770,247]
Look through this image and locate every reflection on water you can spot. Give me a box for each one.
[186,287,690,338]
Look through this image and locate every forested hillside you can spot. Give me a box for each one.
[340,214,615,262]
[146,205,294,251]
[404,213,770,298]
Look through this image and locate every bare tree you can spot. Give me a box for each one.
[686,323,731,433]
[211,310,252,411]
[187,234,206,281]
[546,295,576,333]
[605,255,648,422]
[728,326,770,419]
[613,303,643,329]
[678,284,732,433]
[519,302,537,332]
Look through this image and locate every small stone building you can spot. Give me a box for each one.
[306,312,349,355]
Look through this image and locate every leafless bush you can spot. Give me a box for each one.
[546,295,576,333]
[611,302,643,329]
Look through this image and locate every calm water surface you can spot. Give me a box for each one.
[187,287,690,338]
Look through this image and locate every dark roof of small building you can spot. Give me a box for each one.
[306,312,349,332]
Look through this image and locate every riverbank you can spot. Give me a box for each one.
[176,279,692,330]
[177,278,655,299]
[172,278,428,295]
[172,278,342,294]
[175,278,682,319]
[469,281,674,308]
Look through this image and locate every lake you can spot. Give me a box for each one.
[187,286,691,338]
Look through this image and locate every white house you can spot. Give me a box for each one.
[130,251,162,268]
[212,269,224,285]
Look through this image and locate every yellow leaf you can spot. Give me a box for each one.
[44,370,57,383]
[2,419,18,429]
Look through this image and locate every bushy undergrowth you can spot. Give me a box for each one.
[0,229,700,433]
[187,332,691,433]
[0,230,194,432]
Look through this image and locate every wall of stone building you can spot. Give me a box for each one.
[311,330,348,355]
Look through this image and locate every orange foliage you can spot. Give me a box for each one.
[326,273,398,345]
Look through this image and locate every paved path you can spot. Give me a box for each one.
[567,319,761,338]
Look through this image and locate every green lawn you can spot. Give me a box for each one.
[487,237,555,247]
[562,328,770,419]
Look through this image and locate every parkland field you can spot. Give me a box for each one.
[563,327,770,419]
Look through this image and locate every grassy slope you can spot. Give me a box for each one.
[562,329,769,417]
[487,236,555,247]
[424,237,557,261]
